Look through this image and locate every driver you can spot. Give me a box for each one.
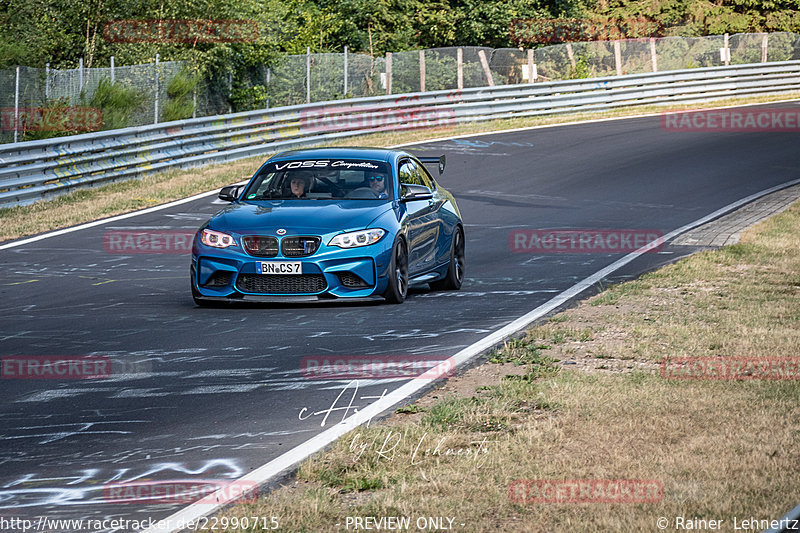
[367,171,388,199]
[289,171,313,198]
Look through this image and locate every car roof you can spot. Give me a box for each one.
[270,147,405,162]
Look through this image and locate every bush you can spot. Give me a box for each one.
[86,77,145,130]
[162,69,199,122]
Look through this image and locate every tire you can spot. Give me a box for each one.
[429,226,465,291]
[383,239,408,304]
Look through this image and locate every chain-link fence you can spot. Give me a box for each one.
[3,32,800,143]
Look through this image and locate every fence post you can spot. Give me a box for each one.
[266,67,271,109]
[306,46,311,103]
[13,65,19,143]
[649,38,658,72]
[614,40,622,75]
[228,72,233,113]
[45,63,51,100]
[343,45,349,96]
[110,56,115,83]
[566,43,576,68]
[154,53,159,124]
[79,57,84,91]
[385,52,392,94]
[419,49,426,92]
[477,49,494,86]
[527,49,536,82]
[761,34,769,62]
[457,48,463,90]
[723,33,730,65]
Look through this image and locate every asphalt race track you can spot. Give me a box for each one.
[1,103,798,530]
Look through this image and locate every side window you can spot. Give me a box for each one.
[398,160,421,186]
[413,160,436,190]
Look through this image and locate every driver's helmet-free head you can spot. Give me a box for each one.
[288,170,314,193]
[367,171,387,189]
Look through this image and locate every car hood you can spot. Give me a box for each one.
[207,201,392,234]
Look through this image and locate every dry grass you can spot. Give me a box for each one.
[208,203,800,531]
[2,91,799,243]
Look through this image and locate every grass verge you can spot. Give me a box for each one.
[208,202,800,530]
[2,91,799,243]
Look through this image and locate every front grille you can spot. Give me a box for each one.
[338,272,370,288]
[203,271,233,288]
[236,274,327,294]
[243,236,279,257]
[281,236,320,257]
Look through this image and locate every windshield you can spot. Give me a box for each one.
[242,159,393,201]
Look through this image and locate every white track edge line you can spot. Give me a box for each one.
[3,97,797,252]
[142,176,800,532]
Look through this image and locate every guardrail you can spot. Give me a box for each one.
[1,61,799,208]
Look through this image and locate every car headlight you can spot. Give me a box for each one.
[329,228,386,248]
[200,228,237,248]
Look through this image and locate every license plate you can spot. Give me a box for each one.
[258,261,301,274]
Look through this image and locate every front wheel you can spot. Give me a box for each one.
[383,240,408,304]
[429,226,465,291]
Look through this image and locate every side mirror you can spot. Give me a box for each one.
[218,185,243,202]
[400,183,433,202]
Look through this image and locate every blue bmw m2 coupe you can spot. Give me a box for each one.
[191,147,464,304]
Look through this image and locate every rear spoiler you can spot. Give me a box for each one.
[418,155,446,175]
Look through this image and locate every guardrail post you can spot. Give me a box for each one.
[477,49,495,86]
[343,45,349,96]
[306,47,311,103]
[762,34,769,62]
[110,56,115,83]
[385,52,392,94]
[154,53,159,124]
[13,65,19,143]
[457,48,463,89]
[649,38,658,72]
[614,40,622,75]
[419,50,426,92]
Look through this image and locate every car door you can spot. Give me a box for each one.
[397,159,430,275]
[398,159,439,274]
[413,160,447,268]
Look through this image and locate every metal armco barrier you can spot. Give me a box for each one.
[1,61,799,208]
